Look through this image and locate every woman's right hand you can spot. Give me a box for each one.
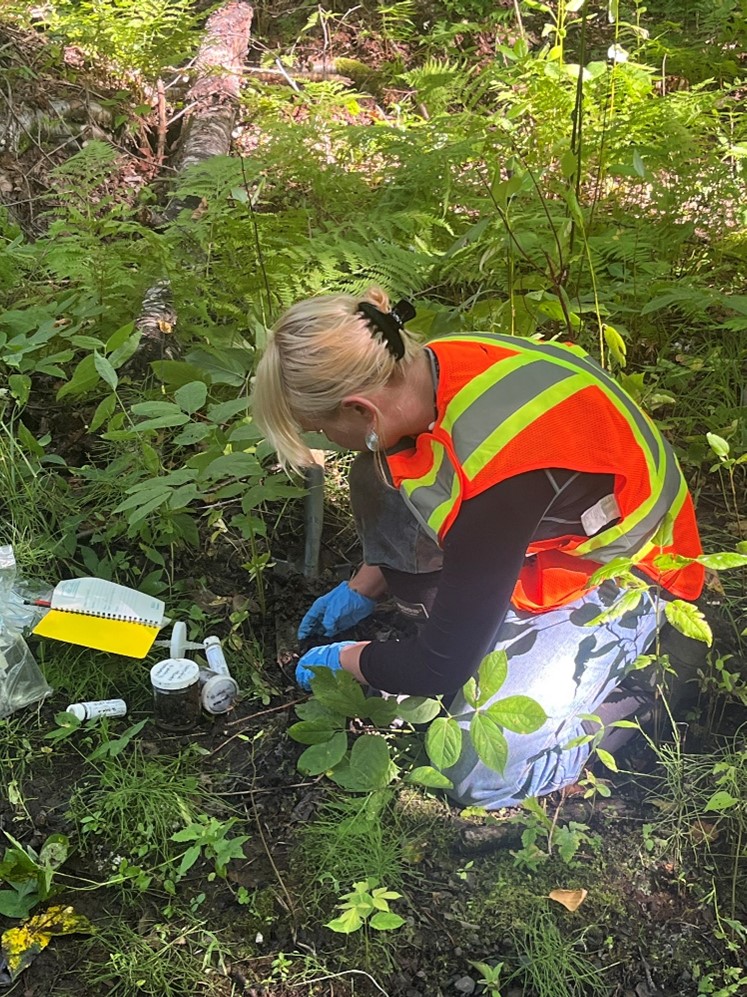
[297,581,377,639]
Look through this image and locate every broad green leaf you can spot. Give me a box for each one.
[287,720,337,745]
[150,360,208,389]
[462,677,478,709]
[174,380,208,415]
[8,374,31,406]
[310,669,368,717]
[37,835,69,871]
[664,600,712,646]
[470,713,508,774]
[297,731,348,776]
[105,321,136,352]
[370,911,405,931]
[364,696,398,727]
[603,324,627,366]
[88,393,117,433]
[704,791,738,813]
[108,330,142,369]
[0,891,36,920]
[132,413,190,432]
[697,552,747,571]
[93,352,118,390]
[405,766,454,789]
[485,695,547,734]
[56,354,98,399]
[706,432,729,459]
[202,452,262,480]
[325,907,362,933]
[395,696,442,725]
[425,717,462,769]
[131,401,184,418]
[208,398,251,422]
[347,734,392,790]
[595,748,618,772]
[476,650,508,706]
[173,424,212,446]
[584,588,642,626]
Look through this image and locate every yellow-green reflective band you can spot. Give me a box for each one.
[401,440,446,498]
[427,471,461,536]
[462,373,588,480]
[440,351,537,435]
[442,334,664,478]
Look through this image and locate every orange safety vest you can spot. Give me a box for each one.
[386,334,704,613]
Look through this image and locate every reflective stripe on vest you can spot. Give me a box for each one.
[399,334,683,565]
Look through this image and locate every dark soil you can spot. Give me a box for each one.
[2,491,745,997]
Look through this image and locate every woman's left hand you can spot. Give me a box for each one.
[295,641,358,691]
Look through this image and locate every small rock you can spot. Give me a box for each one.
[454,976,476,995]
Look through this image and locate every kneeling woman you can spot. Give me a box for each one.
[251,288,704,808]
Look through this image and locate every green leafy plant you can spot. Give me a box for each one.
[469,959,505,997]
[325,877,405,934]
[170,815,250,881]
[511,797,600,872]
[289,650,546,793]
[0,832,69,919]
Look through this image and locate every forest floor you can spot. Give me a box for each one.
[2,482,746,997]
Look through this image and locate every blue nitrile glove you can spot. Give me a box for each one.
[295,641,357,691]
[297,581,376,640]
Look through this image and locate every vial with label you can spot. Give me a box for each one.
[200,671,239,715]
[203,636,231,677]
[66,699,127,721]
[150,658,201,733]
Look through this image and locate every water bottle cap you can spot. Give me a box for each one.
[150,658,200,691]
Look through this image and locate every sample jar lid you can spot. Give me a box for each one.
[150,658,200,691]
[66,703,87,721]
[202,674,239,714]
[204,635,221,649]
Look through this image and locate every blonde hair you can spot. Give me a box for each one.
[252,288,422,472]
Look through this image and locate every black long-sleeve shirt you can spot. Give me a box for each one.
[358,468,617,696]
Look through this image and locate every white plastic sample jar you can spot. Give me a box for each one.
[150,658,201,733]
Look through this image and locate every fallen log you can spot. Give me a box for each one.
[167,0,253,211]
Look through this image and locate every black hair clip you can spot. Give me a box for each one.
[357,299,415,361]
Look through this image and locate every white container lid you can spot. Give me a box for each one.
[201,674,239,714]
[66,703,87,721]
[150,658,200,691]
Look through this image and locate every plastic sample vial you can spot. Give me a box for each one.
[150,658,201,733]
[203,636,231,677]
[201,672,239,715]
[66,699,127,721]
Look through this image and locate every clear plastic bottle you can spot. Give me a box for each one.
[203,636,231,677]
[66,699,127,721]
[150,658,201,733]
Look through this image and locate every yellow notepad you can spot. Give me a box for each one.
[33,578,165,659]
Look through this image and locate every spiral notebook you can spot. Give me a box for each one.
[33,578,166,658]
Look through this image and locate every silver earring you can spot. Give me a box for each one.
[365,427,380,452]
